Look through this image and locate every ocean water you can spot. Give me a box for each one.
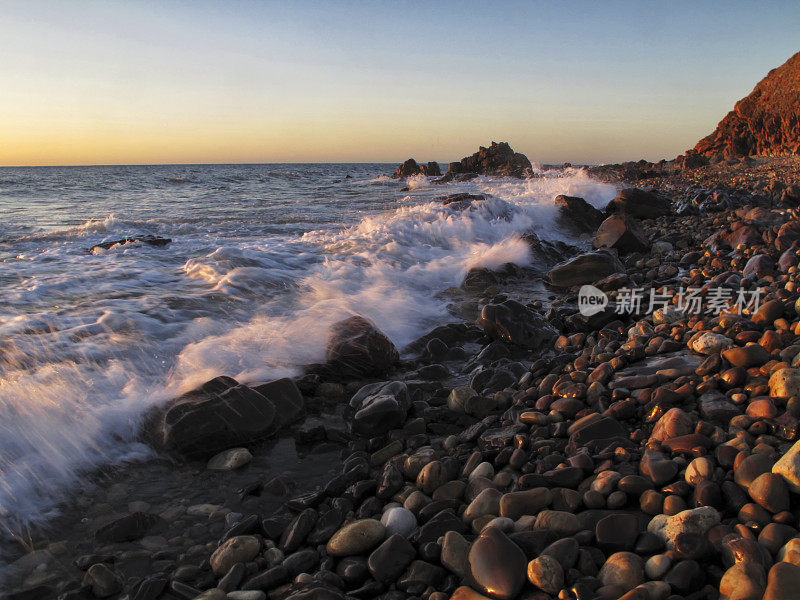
[0,163,617,531]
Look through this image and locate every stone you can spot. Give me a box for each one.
[441,531,470,578]
[252,378,305,429]
[367,534,416,583]
[499,488,552,520]
[736,453,774,489]
[380,507,417,538]
[464,488,502,523]
[416,460,448,495]
[210,536,261,575]
[690,331,733,354]
[545,250,625,288]
[445,141,533,179]
[640,450,679,486]
[477,300,555,349]
[393,158,440,178]
[555,195,604,233]
[769,368,800,399]
[593,214,650,254]
[773,439,800,492]
[723,345,771,368]
[466,527,528,600]
[607,188,672,219]
[650,408,693,443]
[649,507,720,549]
[598,552,645,593]
[349,381,409,436]
[448,387,479,412]
[280,509,318,553]
[764,562,800,600]
[533,510,580,536]
[595,514,639,553]
[207,448,252,471]
[326,519,386,557]
[82,564,124,598]
[160,380,277,458]
[88,235,171,253]
[645,554,672,580]
[94,512,162,543]
[700,392,742,424]
[526,555,564,595]
[228,592,267,600]
[326,315,399,379]
[749,473,790,513]
[451,587,494,600]
[719,563,767,600]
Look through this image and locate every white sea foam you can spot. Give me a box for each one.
[0,165,618,534]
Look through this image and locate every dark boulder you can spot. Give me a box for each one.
[89,235,171,253]
[546,250,625,288]
[160,379,277,458]
[393,159,441,178]
[325,316,399,379]
[606,188,672,219]
[445,141,533,179]
[252,378,306,431]
[554,195,604,233]
[593,214,650,254]
[94,512,163,543]
[349,381,410,436]
[478,299,556,350]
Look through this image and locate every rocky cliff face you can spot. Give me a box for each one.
[694,51,800,160]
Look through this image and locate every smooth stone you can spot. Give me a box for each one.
[82,564,124,598]
[466,526,527,600]
[367,534,416,583]
[764,562,800,600]
[648,507,720,549]
[417,461,448,495]
[499,488,552,520]
[441,530,471,578]
[207,448,253,471]
[723,345,770,368]
[598,552,645,593]
[596,514,639,553]
[280,509,318,553]
[210,536,260,575]
[644,554,671,579]
[640,450,679,486]
[720,562,767,600]
[326,519,386,557]
[380,507,417,538]
[736,453,774,490]
[749,473,790,513]
[451,587,494,600]
[464,488,502,523]
[227,593,267,600]
[773,439,800,493]
[769,368,800,399]
[526,555,564,595]
[778,538,800,566]
[533,510,580,536]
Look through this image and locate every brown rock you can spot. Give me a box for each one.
[593,214,650,254]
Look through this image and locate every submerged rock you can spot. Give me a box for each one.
[325,316,399,379]
[88,235,171,253]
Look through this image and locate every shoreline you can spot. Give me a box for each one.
[5,155,800,600]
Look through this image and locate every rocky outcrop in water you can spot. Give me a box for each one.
[325,315,399,379]
[693,51,800,160]
[88,235,171,253]
[393,158,442,178]
[441,142,533,180]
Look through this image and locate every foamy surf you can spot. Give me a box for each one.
[0,163,617,534]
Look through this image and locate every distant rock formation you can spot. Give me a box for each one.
[693,51,800,160]
[443,141,533,180]
[392,158,441,178]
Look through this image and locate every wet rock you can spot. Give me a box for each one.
[207,447,252,471]
[607,188,672,219]
[650,408,693,443]
[555,195,604,233]
[160,380,276,458]
[393,158,440,178]
[94,512,162,543]
[367,534,416,583]
[326,519,386,557]
[441,531,470,578]
[526,555,564,595]
[326,315,399,379]
[445,141,533,179]
[545,250,625,288]
[700,392,742,424]
[466,527,527,600]
[349,381,409,436]
[88,235,171,253]
[598,552,645,593]
[477,300,555,349]
[83,563,124,598]
[280,509,318,553]
[210,536,261,575]
[722,345,771,368]
[253,378,305,429]
[593,214,650,254]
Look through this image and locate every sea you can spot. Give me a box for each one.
[0,163,618,532]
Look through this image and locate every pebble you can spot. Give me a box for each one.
[772,438,800,492]
[526,555,564,595]
[498,488,552,520]
[380,506,417,538]
[326,519,386,557]
[207,448,253,470]
[210,536,261,575]
[466,526,527,600]
[441,530,470,578]
[748,472,790,513]
[719,562,767,600]
[598,552,645,593]
[644,554,671,579]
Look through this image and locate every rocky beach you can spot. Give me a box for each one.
[4,47,800,600]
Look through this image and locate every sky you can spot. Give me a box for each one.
[1,0,799,166]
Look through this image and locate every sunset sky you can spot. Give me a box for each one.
[2,1,799,166]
